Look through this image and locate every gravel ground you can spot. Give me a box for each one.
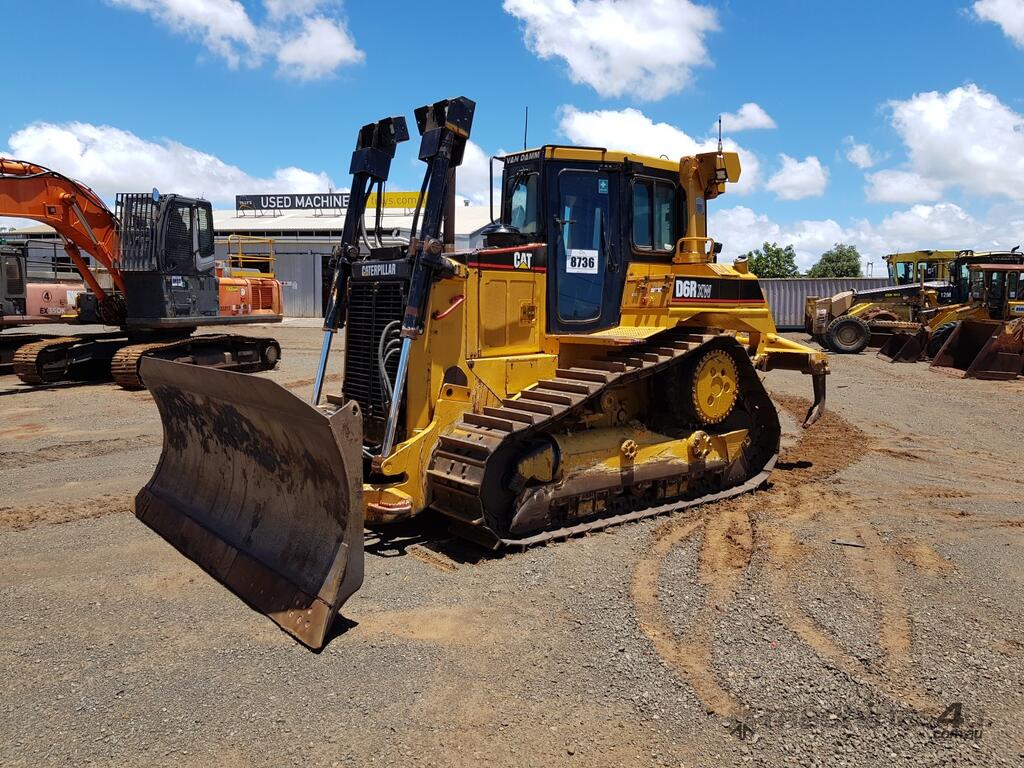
[1,324,1022,767]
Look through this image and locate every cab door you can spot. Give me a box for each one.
[548,167,622,333]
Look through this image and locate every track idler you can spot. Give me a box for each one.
[135,358,365,648]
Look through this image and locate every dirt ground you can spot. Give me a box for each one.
[1,322,1023,768]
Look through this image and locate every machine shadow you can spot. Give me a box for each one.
[364,508,490,565]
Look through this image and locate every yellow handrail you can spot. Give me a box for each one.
[222,235,276,277]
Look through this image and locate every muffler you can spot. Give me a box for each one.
[135,357,365,649]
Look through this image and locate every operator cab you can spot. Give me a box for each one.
[115,193,219,323]
[1,245,27,317]
[885,251,954,285]
[969,264,1024,320]
[490,146,693,334]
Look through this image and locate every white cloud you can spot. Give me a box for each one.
[558,106,761,194]
[843,136,880,169]
[973,0,1024,47]
[107,0,363,80]
[3,122,334,208]
[276,16,364,80]
[455,140,502,207]
[885,83,1024,201]
[716,103,776,133]
[865,169,943,204]
[108,0,259,68]
[711,200,1024,272]
[503,0,718,100]
[765,154,828,200]
[265,0,330,20]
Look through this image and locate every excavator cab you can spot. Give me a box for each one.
[115,193,220,325]
[1,245,26,320]
[136,97,828,648]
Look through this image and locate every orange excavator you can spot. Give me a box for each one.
[1,241,86,372]
[0,158,283,387]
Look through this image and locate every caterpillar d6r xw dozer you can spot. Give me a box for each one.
[136,97,829,648]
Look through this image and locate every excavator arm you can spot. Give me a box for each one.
[0,159,125,320]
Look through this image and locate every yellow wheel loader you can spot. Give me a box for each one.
[876,250,1024,362]
[929,263,1024,379]
[134,97,828,648]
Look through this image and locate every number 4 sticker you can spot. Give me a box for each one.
[566,249,599,274]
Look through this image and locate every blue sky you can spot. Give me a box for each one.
[3,0,1024,269]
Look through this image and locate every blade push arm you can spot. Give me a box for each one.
[374,96,473,460]
[312,117,410,405]
[378,97,476,459]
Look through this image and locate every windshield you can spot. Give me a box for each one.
[506,170,539,234]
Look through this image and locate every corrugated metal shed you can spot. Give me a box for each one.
[760,278,892,329]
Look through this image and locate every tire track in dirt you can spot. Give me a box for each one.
[0,492,134,531]
[632,392,941,717]
[631,516,746,718]
[0,435,159,471]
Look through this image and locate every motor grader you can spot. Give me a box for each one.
[805,250,958,354]
[135,97,828,648]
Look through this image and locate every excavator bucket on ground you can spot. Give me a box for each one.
[876,328,928,363]
[930,319,1024,380]
[135,357,365,649]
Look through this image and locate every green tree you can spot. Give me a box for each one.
[807,243,863,277]
[745,242,800,278]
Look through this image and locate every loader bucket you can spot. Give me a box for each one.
[930,319,1024,380]
[877,328,927,363]
[134,358,365,649]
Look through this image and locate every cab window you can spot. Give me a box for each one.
[557,170,609,323]
[507,172,539,235]
[632,178,682,253]
[917,260,940,281]
[892,262,914,284]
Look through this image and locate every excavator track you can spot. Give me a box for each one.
[428,330,780,549]
[12,337,83,385]
[113,334,282,390]
[111,342,174,389]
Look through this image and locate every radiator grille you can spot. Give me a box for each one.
[344,280,407,446]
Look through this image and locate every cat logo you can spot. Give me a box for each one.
[513,251,533,269]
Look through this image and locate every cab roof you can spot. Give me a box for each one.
[502,145,680,173]
[970,263,1024,272]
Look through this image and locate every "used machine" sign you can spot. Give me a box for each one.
[235,191,424,211]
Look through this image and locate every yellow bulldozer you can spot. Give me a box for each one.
[134,97,828,648]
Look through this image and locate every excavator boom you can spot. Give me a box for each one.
[0,159,124,306]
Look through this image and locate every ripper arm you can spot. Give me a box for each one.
[311,116,410,405]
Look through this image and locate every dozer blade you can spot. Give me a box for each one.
[932,318,1024,380]
[876,328,927,363]
[135,357,365,649]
